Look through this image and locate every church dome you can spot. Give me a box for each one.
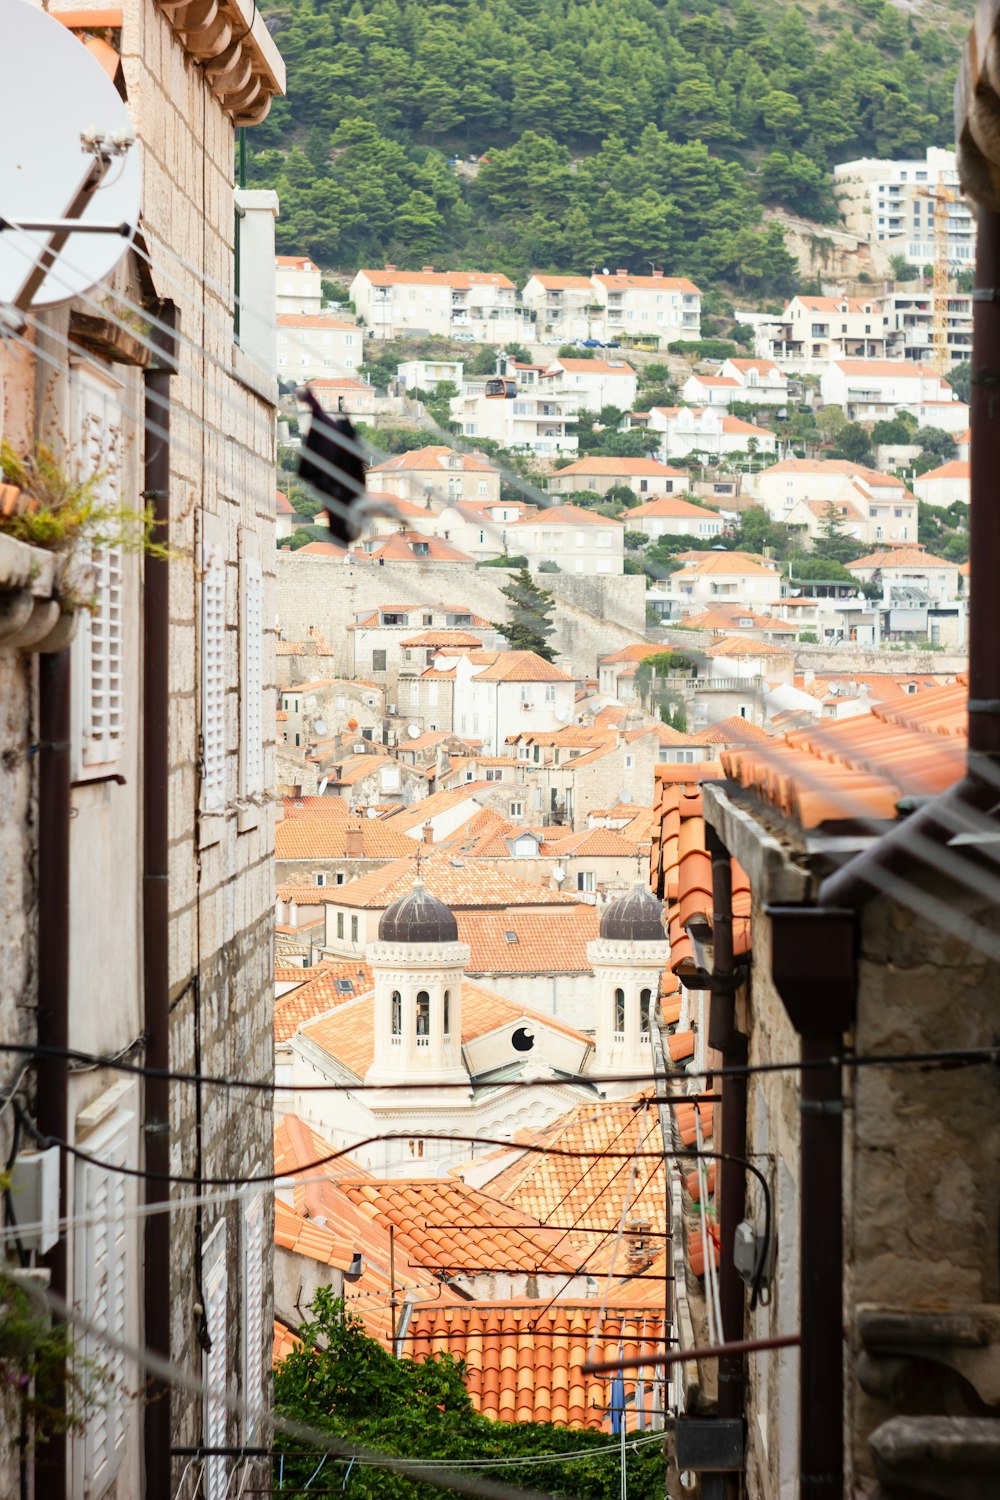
[378,880,458,944]
[599,883,664,942]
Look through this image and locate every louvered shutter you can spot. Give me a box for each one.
[201,533,227,814]
[74,1111,131,1498]
[240,553,264,799]
[75,366,125,772]
[242,1191,266,1437]
[203,1223,229,1500]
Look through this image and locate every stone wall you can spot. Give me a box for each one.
[275,554,648,683]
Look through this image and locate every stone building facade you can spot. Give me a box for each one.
[0,4,282,1497]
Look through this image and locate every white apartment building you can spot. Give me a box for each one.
[300,376,377,418]
[351,267,521,342]
[753,459,917,547]
[542,356,638,411]
[505,504,624,573]
[521,274,602,343]
[277,313,361,381]
[396,358,464,391]
[767,295,887,371]
[846,546,963,604]
[913,459,970,508]
[819,358,959,421]
[351,603,498,692]
[670,551,783,607]
[275,254,323,315]
[547,456,690,499]
[367,446,502,507]
[645,406,778,461]
[834,147,976,270]
[452,651,578,753]
[879,290,973,366]
[450,387,578,455]
[590,270,702,342]
[717,357,789,404]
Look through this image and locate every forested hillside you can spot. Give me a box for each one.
[251,0,963,293]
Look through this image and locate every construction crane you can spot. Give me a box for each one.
[917,185,959,374]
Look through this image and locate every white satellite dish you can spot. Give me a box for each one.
[618,787,632,804]
[554,708,570,724]
[406,723,421,739]
[314,719,329,737]
[0,2,140,310]
[552,866,566,884]
[365,805,379,819]
[317,777,329,797]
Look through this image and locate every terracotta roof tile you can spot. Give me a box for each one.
[456,907,599,973]
[275,818,415,861]
[274,961,374,1042]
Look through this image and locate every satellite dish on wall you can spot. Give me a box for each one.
[0,2,141,310]
[618,786,632,804]
[314,719,329,737]
[406,723,421,739]
[366,805,379,818]
[554,708,570,723]
[552,866,566,884]
[317,777,329,797]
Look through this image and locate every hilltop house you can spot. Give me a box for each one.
[505,503,624,573]
[351,267,522,342]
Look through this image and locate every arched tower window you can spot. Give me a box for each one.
[391,990,402,1036]
[416,991,430,1040]
[614,987,626,1039]
[443,989,451,1037]
[640,988,653,1040]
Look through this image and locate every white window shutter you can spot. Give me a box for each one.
[240,554,264,799]
[203,1223,229,1500]
[74,365,125,772]
[73,1109,131,1498]
[242,1191,266,1437]
[201,533,227,814]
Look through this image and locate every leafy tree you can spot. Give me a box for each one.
[811,504,866,565]
[949,362,972,403]
[480,553,528,568]
[492,567,557,660]
[828,423,874,464]
[624,529,650,550]
[275,1292,668,1500]
[467,346,501,375]
[870,415,917,446]
[915,427,957,461]
[888,253,919,281]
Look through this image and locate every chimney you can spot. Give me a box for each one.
[292,784,302,800]
[616,267,628,275]
[344,825,364,858]
[422,265,434,273]
[384,263,397,271]
[422,822,434,845]
[652,268,663,278]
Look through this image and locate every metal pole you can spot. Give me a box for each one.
[389,1225,397,1353]
[968,206,1000,759]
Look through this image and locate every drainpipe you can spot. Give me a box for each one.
[966,204,1000,764]
[766,905,856,1500]
[35,647,71,1500]
[705,827,748,1494]
[142,304,177,1500]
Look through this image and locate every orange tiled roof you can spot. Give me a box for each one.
[542,826,643,857]
[699,716,774,745]
[331,855,582,911]
[276,640,306,655]
[277,313,358,329]
[457,907,599,973]
[706,636,794,659]
[360,269,516,290]
[368,446,498,474]
[404,1302,667,1429]
[552,457,682,477]
[671,550,778,577]
[282,795,351,816]
[368,532,476,563]
[628,496,717,520]
[917,459,969,480]
[510,504,622,529]
[273,1320,301,1365]
[276,818,414,861]
[274,961,374,1042]
[847,546,956,570]
[471,651,574,683]
[594,272,700,292]
[400,629,483,647]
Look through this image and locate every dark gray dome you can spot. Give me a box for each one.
[378,880,458,943]
[600,883,664,942]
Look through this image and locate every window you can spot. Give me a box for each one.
[372,650,387,671]
[625,755,634,770]
[240,535,264,801]
[200,518,227,814]
[416,991,430,1038]
[337,912,344,940]
[315,874,327,887]
[242,1190,266,1439]
[640,988,653,1040]
[73,1098,132,1497]
[614,987,626,1038]
[443,989,451,1037]
[544,684,556,702]
[74,365,125,776]
[510,801,524,817]
[203,1222,229,1500]
[391,990,402,1036]
[350,915,359,942]
[577,870,595,893]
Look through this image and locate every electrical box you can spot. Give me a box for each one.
[734,1218,773,1294]
[9,1146,60,1254]
[675,1418,744,1472]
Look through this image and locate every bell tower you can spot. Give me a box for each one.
[588,883,669,1093]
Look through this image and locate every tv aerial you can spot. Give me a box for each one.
[0,0,140,315]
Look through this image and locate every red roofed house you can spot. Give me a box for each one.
[298,376,377,418]
[506,503,624,574]
[717,356,789,404]
[753,459,917,547]
[367,445,501,507]
[627,494,724,541]
[680,371,742,407]
[770,293,887,370]
[453,650,577,753]
[276,312,361,381]
[521,273,602,343]
[546,455,689,500]
[645,405,778,461]
[913,458,970,508]
[820,358,960,423]
[276,488,303,540]
[350,266,520,342]
[542,356,638,411]
[275,253,322,315]
[588,269,702,342]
